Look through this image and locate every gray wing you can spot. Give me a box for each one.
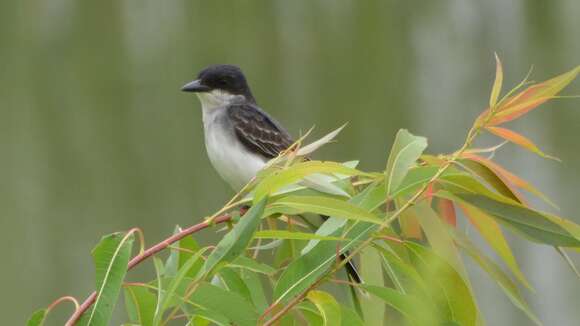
[227,103,294,159]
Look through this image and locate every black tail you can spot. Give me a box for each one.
[341,252,362,283]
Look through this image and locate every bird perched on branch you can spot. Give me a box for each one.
[182,64,361,283]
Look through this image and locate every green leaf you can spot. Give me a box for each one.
[154,247,210,325]
[254,230,346,243]
[274,183,385,304]
[458,159,522,203]
[459,204,531,289]
[189,282,258,326]
[239,269,269,311]
[26,309,47,326]
[124,285,156,326]
[217,268,253,304]
[414,203,470,280]
[360,247,385,326]
[452,231,542,325]
[202,198,267,275]
[362,285,424,324]
[297,124,347,156]
[307,290,341,326]
[189,308,232,326]
[385,129,428,196]
[405,242,478,326]
[80,232,134,326]
[254,161,367,202]
[377,245,425,295]
[268,195,382,225]
[340,305,365,326]
[228,255,277,275]
[450,192,580,247]
[152,257,164,320]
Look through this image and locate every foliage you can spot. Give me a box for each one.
[28,58,580,326]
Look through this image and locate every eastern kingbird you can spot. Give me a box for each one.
[182,64,361,283]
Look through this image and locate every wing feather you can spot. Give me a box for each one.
[227,103,294,159]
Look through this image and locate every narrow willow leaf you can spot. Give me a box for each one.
[190,309,231,326]
[340,305,365,326]
[26,309,47,326]
[451,193,580,247]
[80,232,134,326]
[461,153,557,209]
[486,126,558,160]
[154,247,210,325]
[398,201,423,239]
[274,183,384,304]
[254,161,367,202]
[302,174,351,197]
[414,203,470,281]
[489,53,504,108]
[297,302,324,325]
[217,268,253,304]
[458,158,523,203]
[434,197,457,226]
[254,230,346,241]
[268,195,382,224]
[405,242,478,326]
[202,198,267,275]
[189,282,258,326]
[459,204,532,289]
[360,247,385,326]
[228,255,277,275]
[490,65,580,125]
[307,290,341,326]
[152,257,164,321]
[297,123,347,156]
[362,285,425,325]
[239,269,269,311]
[124,285,156,326]
[385,129,428,196]
[243,161,360,203]
[452,231,542,325]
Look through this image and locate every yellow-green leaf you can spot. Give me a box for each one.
[307,291,341,326]
[268,195,382,225]
[385,129,428,196]
[459,204,532,289]
[490,53,503,108]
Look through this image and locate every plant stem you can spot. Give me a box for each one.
[65,213,232,326]
[264,111,493,324]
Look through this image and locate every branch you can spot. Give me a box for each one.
[65,213,233,326]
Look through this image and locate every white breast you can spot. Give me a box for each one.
[200,96,267,191]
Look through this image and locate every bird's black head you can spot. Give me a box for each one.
[182,64,255,103]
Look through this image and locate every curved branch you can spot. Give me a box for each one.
[65,213,232,326]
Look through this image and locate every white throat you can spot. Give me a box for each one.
[196,89,242,111]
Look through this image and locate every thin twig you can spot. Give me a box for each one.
[65,214,232,325]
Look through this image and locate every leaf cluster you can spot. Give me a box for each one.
[28,58,580,326]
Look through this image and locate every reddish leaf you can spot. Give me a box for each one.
[489,97,550,125]
[434,198,457,227]
[462,153,557,209]
[488,66,580,125]
[397,198,423,239]
[486,126,559,160]
[458,158,524,203]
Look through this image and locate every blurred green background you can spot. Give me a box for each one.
[1,0,579,324]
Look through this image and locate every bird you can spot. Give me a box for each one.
[181,64,361,283]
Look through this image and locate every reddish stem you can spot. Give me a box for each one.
[65,213,232,326]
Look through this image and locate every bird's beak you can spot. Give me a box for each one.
[181,79,211,93]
